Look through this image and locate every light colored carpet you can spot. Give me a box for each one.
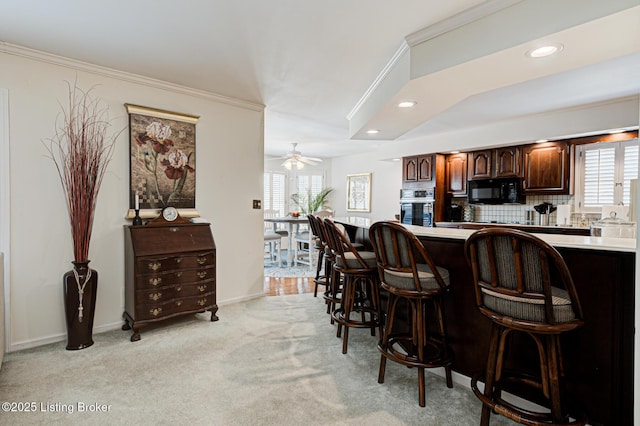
[0,294,517,425]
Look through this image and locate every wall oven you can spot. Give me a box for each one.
[400,189,435,227]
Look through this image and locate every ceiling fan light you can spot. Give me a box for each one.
[296,161,304,170]
[284,160,292,170]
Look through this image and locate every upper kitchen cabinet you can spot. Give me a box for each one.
[523,141,569,194]
[468,147,521,180]
[403,156,418,182]
[494,146,521,178]
[468,150,492,180]
[445,153,467,196]
[403,154,435,184]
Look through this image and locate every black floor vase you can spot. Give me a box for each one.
[63,261,98,350]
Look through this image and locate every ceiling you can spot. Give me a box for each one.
[1,1,639,159]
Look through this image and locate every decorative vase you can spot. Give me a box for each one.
[63,261,98,350]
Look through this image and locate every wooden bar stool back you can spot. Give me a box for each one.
[369,221,453,407]
[324,218,382,354]
[306,214,328,297]
[464,228,586,426]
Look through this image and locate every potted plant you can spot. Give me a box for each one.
[291,187,334,215]
[44,82,122,350]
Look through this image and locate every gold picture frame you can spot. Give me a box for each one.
[346,173,372,212]
[125,104,200,219]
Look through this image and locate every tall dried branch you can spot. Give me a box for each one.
[44,81,123,263]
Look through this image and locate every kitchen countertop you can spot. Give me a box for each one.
[332,216,637,253]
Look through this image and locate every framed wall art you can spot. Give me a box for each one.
[346,173,371,212]
[125,104,199,218]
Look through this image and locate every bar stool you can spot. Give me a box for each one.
[324,218,382,354]
[306,214,328,297]
[464,228,587,425]
[314,217,340,318]
[369,221,453,407]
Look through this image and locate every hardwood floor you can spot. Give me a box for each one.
[263,276,316,296]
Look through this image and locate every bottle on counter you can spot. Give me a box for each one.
[463,204,474,222]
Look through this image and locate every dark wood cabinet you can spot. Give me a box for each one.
[402,156,418,182]
[417,154,434,182]
[468,147,521,180]
[123,222,218,341]
[445,153,467,196]
[403,154,434,183]
[467,150,492,180]
[523,142,569,194]
[494,146,521,178]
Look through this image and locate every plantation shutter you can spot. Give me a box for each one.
[264,171,286,216]
[622,143,639,206]
[582,145,615,207]
[577,139,639,210]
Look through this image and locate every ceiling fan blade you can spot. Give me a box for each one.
[304,156,322,162]
[298,157,319,166]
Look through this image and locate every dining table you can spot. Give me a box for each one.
[263,216,311,267]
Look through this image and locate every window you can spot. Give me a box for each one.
[574,139,638,212]
[296,174,324,201]
[263,171,286,216]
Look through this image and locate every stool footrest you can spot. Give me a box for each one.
[378,334,453,369]
[470,374,587,426]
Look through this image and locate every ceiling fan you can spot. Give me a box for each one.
[277,143,322,170]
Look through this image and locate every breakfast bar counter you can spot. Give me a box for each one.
[333,216,636,425]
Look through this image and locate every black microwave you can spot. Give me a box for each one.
[467,178,524,204]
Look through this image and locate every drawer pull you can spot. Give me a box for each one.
[149,277,162,286]
[197,298,207,306]
[198,285,206,292]
[150,308,162,317]
[176,286,182,292]
[149,292,162,301]
[197,257,207,265]
[175,258,182,264]
[175,300,183,306]
[148,262,161,271]
[197,271,207,279]
[175,271,182,278]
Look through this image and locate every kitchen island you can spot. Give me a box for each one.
[334,216,635,425]
[435,221,592,236]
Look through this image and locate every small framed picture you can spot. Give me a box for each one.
[346,173,372,212]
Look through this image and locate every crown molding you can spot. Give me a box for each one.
[346,41,409,121]
[0,42,265,112]
[347,0,521,122]
[405,0,523,47]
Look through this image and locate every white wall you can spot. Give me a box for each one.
[331,156,401,220]
[1,47,265,351]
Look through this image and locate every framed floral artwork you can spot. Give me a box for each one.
[346,173,371,212]
[125,104,199,218]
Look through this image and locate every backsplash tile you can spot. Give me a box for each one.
[459,195,600,227]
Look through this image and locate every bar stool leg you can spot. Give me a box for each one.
[481,323,502,426]
[378,293,399,384]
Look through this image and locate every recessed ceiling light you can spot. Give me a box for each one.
[450,150,460,154]
[535,139,549,143]
[391,158,401,162]
[609,129,625,134]
[366,129,379,134]
[398,101,417,108]
[526,43,563,58]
